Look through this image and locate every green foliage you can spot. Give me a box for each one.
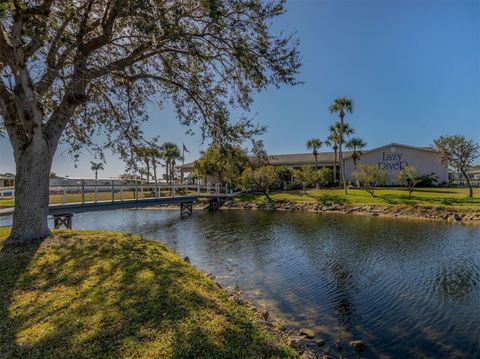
[315,167,333,187]
[329,97,354,115]
[434,135,480,197]
[249,139,270,169]
[193,144,249,188]
[275,166,293,189]
[160,143,182,183]
[1,0,300,161]
[0,229,295,358]
[306,138,322,168]
[293,165,317,193]
[240,165,278,201]
[396,166,421,197]
[416,172,439,187]
[352,164,388,196]
[346,137,367,167]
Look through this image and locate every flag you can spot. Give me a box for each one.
[183,143,189,153]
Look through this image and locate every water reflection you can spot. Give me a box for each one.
[72,209,480,358]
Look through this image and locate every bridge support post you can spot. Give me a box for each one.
[180,202,193,218]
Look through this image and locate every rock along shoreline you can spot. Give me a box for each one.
[221,200,480,225]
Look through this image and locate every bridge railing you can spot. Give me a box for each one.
[47,181,230,206]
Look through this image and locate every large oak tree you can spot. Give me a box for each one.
[0,0,300,241]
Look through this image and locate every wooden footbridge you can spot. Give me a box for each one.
[0,182,237,229]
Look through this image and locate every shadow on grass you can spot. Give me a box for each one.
[0,231,293,359]
[0,234,43,359]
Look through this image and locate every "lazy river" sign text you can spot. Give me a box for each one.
[378,152,408,170]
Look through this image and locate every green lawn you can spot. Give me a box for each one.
[0,228,295,359]
[237,187,480,209]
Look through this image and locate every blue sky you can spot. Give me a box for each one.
[1,0,479,177]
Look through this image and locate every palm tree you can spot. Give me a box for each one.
[160,142,182,183]
[346,137,367,169]
[326,122,354,184]
[90,161,104,180]
[306,138,322,169]
[329,97,353,194]
[324,137,338,184]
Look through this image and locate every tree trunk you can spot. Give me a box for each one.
[333,150,337,184]
[9,136,54,241]
[146,161,150,183]
[95,170,98,180]
[339,113,347,194]
[461,169,474,197]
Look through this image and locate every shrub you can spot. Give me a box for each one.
[352,164,388,196]
[396,166,421,197]
[240,166,278,201]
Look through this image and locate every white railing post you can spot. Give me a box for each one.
[81,180,85,205]
[120,185,124,201]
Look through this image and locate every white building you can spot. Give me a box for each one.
[178,143,449,185]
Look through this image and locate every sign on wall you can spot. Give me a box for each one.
[377,147,408,170]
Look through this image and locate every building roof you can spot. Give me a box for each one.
[177,143,439,171]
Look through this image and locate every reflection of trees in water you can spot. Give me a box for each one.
[435,264,479,302]
[328,261,357,332]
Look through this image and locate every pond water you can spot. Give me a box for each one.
[41,209,480,357]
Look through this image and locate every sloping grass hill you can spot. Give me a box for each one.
[0,228,295,359]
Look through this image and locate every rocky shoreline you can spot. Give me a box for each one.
[182,255,354,359]
[221,200,480,224]
[223,282,360,358]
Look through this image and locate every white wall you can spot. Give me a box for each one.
[345,145,448,185]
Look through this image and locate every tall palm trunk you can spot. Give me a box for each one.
[152,158,158,196]
[95,170,98,180]
[165,160,170,183]
[333,148,337,184]
[338,111,347,194]
[145,161,150,183]
[170,160,176,183]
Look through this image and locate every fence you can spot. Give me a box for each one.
[0,181,230,205]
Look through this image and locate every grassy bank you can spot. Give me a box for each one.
[0,228,295,358]
[237,187,480,209]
